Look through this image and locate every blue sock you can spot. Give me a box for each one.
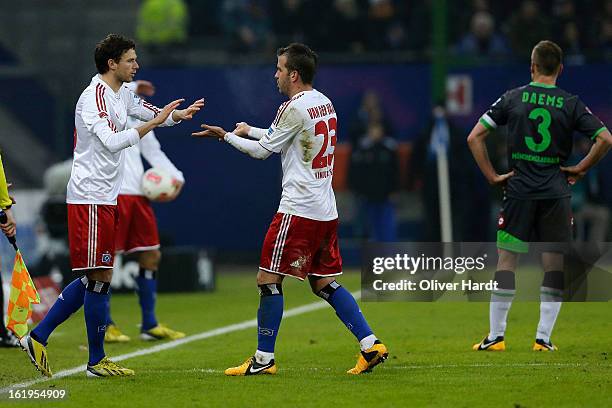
[318,281,373,341]
[136,268,158,331]
[107,292,114,326]
[31,277,86,345]
[257,284,284,353]
[84,280,110,366]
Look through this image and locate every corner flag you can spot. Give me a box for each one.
[6,250,40,338]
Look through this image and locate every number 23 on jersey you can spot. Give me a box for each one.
[312,117,337,173]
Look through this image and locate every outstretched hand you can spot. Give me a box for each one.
[172,98,205,121]
[192,124,227,140]
[152,99,184,126]
[233,122,251,137]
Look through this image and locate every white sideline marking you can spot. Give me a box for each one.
[0,291,360,393]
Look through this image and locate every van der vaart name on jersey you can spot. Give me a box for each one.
[372,279,499,292]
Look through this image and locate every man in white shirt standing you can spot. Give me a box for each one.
[20,34,204,378]
[106,79,186,343]
[194,43,388,376]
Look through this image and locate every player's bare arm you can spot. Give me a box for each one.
[560,128,612,185]
[467,121,514,185]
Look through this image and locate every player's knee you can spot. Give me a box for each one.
[497,249,518,272]
[139,249,161,270]
[256,270,282,286]
[314,279,341,301]
[87,268,113,283]
[258,283,283,297]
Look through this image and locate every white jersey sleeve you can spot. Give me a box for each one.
[81,87,140,153]
[259,104,303,153]
[247,126,267,140]
[122,85,179,127]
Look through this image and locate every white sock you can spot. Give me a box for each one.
[359,334,377,351]
[489,290,515,339]
[254,350,274,365]
[536,287,563,343]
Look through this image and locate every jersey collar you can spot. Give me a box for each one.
[92,74,122,96]
[529,81,556,89]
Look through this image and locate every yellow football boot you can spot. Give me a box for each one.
[473,336,506,351]
[105,324,131,343]
[347,341,388,374]
[20,335,52,377]
[225,356,277,376]
[140,324,186,341]
[86,357,135,377]
[533,339,558,351]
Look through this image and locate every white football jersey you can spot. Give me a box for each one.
[67,75,178,205]
[259,89,338,221]
[120,116,184,196]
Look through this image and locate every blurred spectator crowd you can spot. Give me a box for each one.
[181,0,612,60]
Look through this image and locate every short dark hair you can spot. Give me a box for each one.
[277,43,318,85]
[532,40,563,76]
[95,34,136,74]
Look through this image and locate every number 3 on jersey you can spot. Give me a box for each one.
[312,117,337,169]
[525,108,552,153]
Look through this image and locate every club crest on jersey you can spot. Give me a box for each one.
[101,252,112,264]
[498,215,505,229]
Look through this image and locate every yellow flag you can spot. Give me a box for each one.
[7,250,40,338]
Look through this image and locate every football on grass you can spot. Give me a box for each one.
[141,168,174,201]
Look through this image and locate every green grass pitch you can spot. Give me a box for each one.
[0,269,610,407]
